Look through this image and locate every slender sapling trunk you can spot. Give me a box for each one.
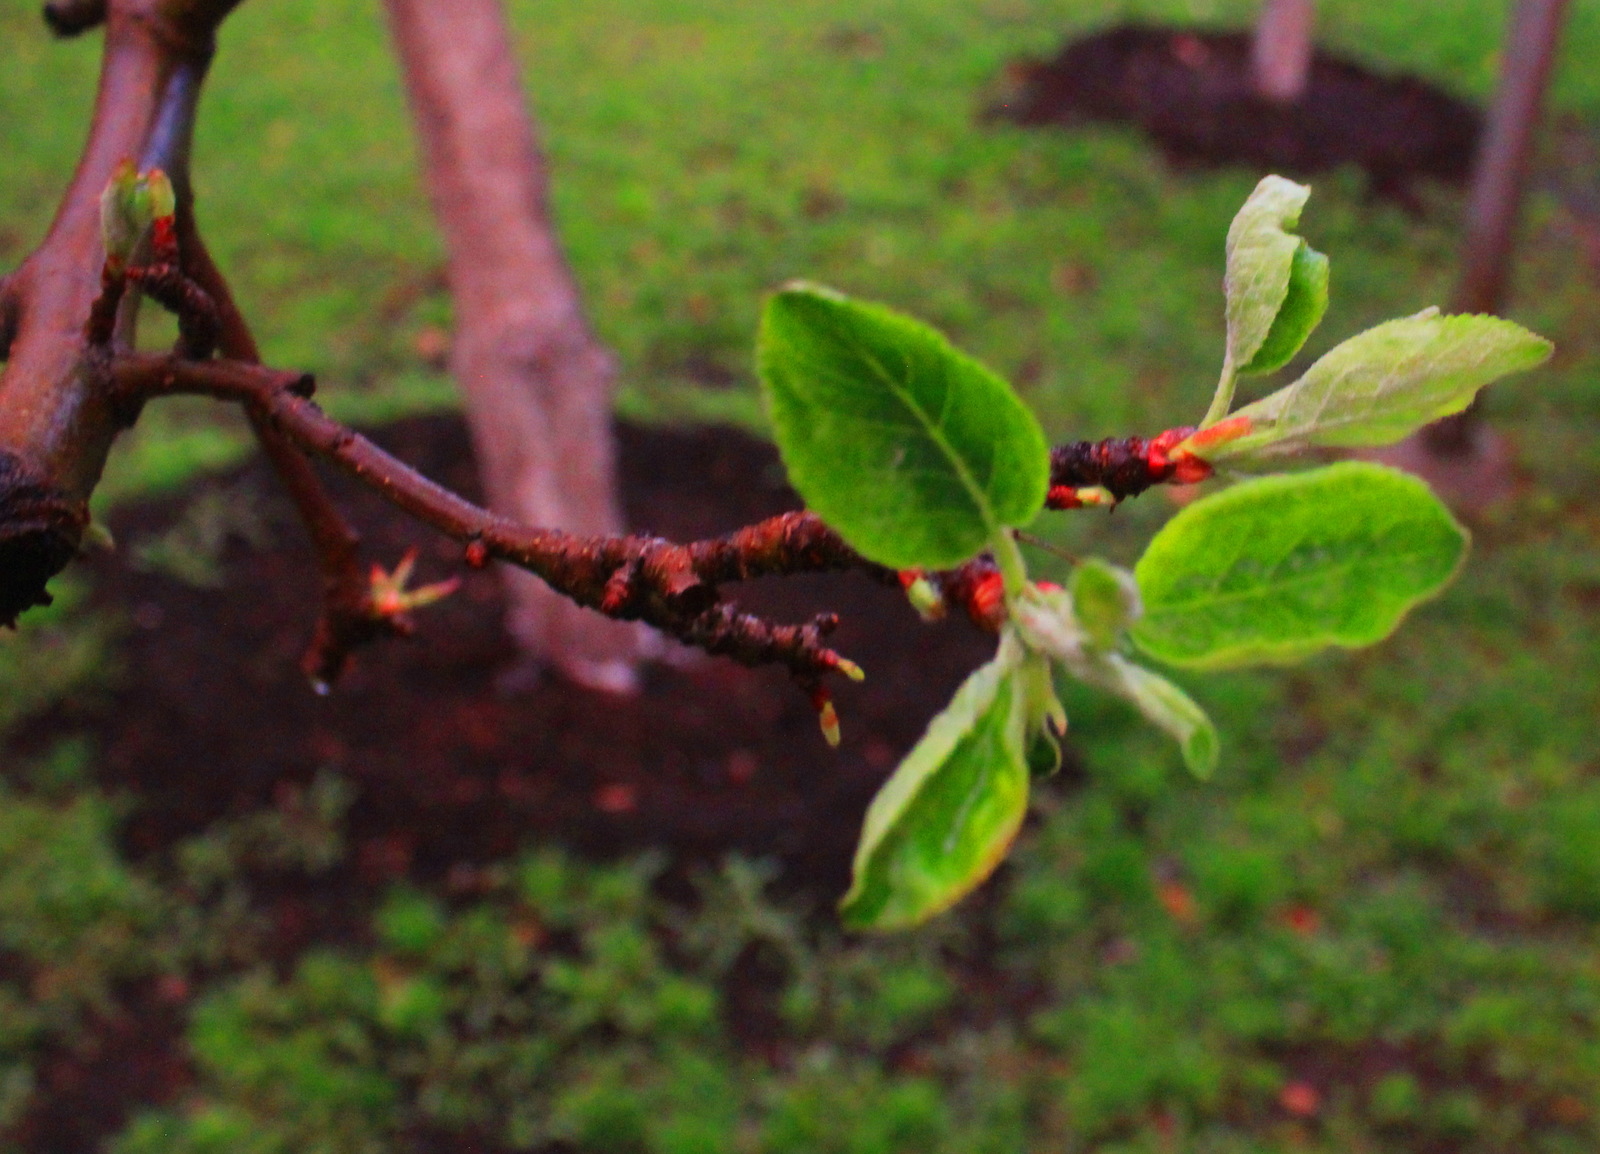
[383,0,641,692]
[1251,0,1315,104]
[1422,0,1570,459]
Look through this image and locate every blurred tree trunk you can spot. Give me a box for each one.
[1418,0,1570,465]
[384,0,640,692]
[1252,0,1315,103]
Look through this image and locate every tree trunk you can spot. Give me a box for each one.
[383,0,640,692]
[1421,0,1569,459]
[1251,0,1315,104]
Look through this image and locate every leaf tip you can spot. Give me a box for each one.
[1184,730,1219,779]
[772,279,845,305]
[817,696,841,747]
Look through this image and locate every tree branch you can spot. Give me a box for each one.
[176,221,385,685]
[105,339,1222,689]
[109,353,889,686]
[0,0,232,622]
[1046,428,1211,507]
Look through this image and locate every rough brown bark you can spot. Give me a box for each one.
[1251,0,1314,104]
[382,0,641,693]
[1416,0,1569,467]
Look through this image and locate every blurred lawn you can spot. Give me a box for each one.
[3,0,1600,1150]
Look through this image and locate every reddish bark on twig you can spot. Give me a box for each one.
[175,219,391,687]
[108,354,878,685]
[0,0,236,626]
[1046,427,1210,507]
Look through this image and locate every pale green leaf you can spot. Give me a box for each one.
[1105,657,1219,779]
[1012,586,1219,776]
[1240,240,1329,376]
[1069,558,1141,651]
[841,636,1030,930]
[1021,653,1066,779]
[1132,463,1468,668]
[1206,312,1553,461]
[1204,176,1327,426]
[759,284,1049,570]
[1225,177,1311,371]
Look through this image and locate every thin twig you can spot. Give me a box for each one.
[178,219,388,685]
[109,353,880,684]
[109,346,1223,686]
[1047,428,1211,507]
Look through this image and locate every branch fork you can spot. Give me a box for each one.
[2,0,1216,742]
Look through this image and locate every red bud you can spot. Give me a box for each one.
[965,571,1007,632]
[1046,485,1083,510]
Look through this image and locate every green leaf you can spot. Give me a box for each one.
[1203,176,1327,428]
[1131,462,1468,669]
[1240,240,1329,376]
[1205,312,1553,461]
[1224,177,1312,368]
[1069,558,1140,651]
[758,284,1049,570]
[1021,653,1066,779]
[1025,728,1062,780]
[841,638,1030,930]
[99,160,146,265]
[1105,658,1219,779]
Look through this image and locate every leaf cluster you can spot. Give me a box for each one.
[756,176,1550,930]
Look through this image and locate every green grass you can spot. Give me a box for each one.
[6,0,1600,488]
[4,0,1600,1149]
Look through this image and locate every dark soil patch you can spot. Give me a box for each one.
[996,25,1481,204]
[8,983,190,1154]
[6,415,1016,1151]
[27,416,998,894]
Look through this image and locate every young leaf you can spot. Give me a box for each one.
[1069,558,1141,651]
[1131,462,1468,669]
[99,160,147,267]
[841,638,1030,930]
[1021,653,1067,779]
[1205,176,1326,425]
[1104,657,1219,779]
[1012,586,1218,777]
[758,284,1049,570]
[1240,240,1329,377]
[145,169,176,221]
[1200,312,1552,461]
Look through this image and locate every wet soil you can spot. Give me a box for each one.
[996,25,1482,204]
[6,415,1010,1151]
[33,415,997,892]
